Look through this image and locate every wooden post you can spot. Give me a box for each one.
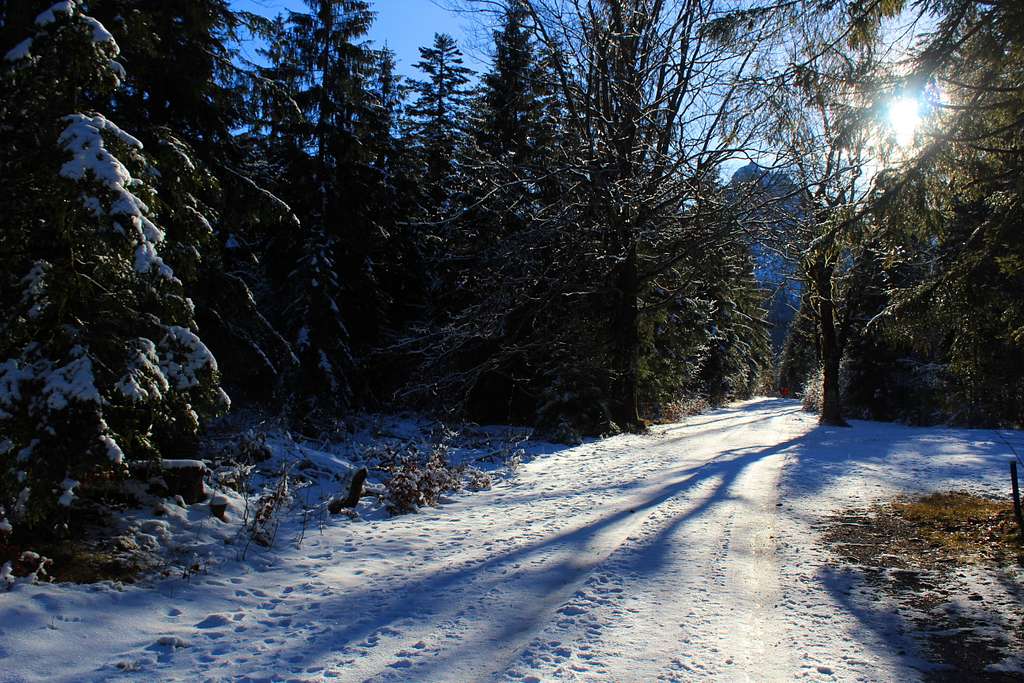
[1012,461,1024,538]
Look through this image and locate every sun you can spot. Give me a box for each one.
[888,97,921,147]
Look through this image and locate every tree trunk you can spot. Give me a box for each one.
[612,241,642,432]
[814,261,848,427]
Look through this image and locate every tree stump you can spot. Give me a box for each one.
[209,494,229,521]
[328,467,368,514]
[161,460,207,504]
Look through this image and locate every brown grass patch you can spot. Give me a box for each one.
[822,491,1024,682]
[890,491,1023,564]
[1,540,147,584]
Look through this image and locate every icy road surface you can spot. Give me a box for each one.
[1,398,1020,681]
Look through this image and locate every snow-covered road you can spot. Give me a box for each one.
[2,398,1021,682]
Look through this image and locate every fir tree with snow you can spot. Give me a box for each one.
[0,1,226,537]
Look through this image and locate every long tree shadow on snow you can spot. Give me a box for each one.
[257,404,824,678]
[781,416,1023,679]
[360,408,1019,679]
[138,400,1018,681]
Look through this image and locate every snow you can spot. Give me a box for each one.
[58,114,175,282]
[41,347,101,411]
[33,1,115,47]
[59,114,141,176]
[0,400,1020,681]
[110,60,126,84]
[35,1,75,26]
[4,38,32,62]
[57,479,79,507]
[80,15,115,46]
[20,261,50,319]
[0,359,32,409]
[10,0,118,66]
[158,326,218,391]
[100,434,124,465]
[115,338,168,402]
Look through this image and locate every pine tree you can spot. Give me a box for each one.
[259,0,392,419]
[394,14,582,427]
[477,1,549,162]
[0,2,226,536]
[863,0,1024,426]
[85,0,301,404]
[363,47,424,338]
[407,33,474,214]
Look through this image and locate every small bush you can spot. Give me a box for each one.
[238,467,291,553]
[801,366,823,413]
[235,430,273,464]
[660,395,711,423]
[462,466,492,492]
[382,440,461,515]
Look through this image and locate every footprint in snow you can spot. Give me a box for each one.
[148,635,190,657]
[155,635,189,648]
[195,614,232,629]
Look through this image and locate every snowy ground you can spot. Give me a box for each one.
[1,398,1022,682]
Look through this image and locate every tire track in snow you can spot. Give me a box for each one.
[331,403,802,679]
[498,419,802,682]
[112,400,809,682]
[331,442,723,681]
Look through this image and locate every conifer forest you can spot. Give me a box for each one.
[1,1,1023,680]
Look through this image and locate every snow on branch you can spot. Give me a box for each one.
[58,113,178,282]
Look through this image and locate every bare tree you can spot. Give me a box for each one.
[737,10,891,426]
[494,0,786,430]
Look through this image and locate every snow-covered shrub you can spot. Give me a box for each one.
[801,366,824,413]
[2,551,54,587]
[231,430,273,465]
[662,395,711,423]
[285,230,356,429]
[419,448,462,501]
[238,468,291,553]
[383,466,423,515]
[382,441,462,515]
[462,466,492,492]
[536,369,615,440]
[544,417,584,446]
[209,430,269,495]
[0,3,226,537]
[841,354,952,425]
[213,463,254,495]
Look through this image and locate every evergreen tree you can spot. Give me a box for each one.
[84,0,301,404]
[477,1,549,163]
[363,47,424,338]
[841,0,1024,426]
[407,33,475,214]
[257,0,397,418]
[0,2,226,536]
[777,294,819,397]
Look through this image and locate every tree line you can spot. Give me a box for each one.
[0,0,1021,536]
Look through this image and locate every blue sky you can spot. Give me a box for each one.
[233,0,483,78]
